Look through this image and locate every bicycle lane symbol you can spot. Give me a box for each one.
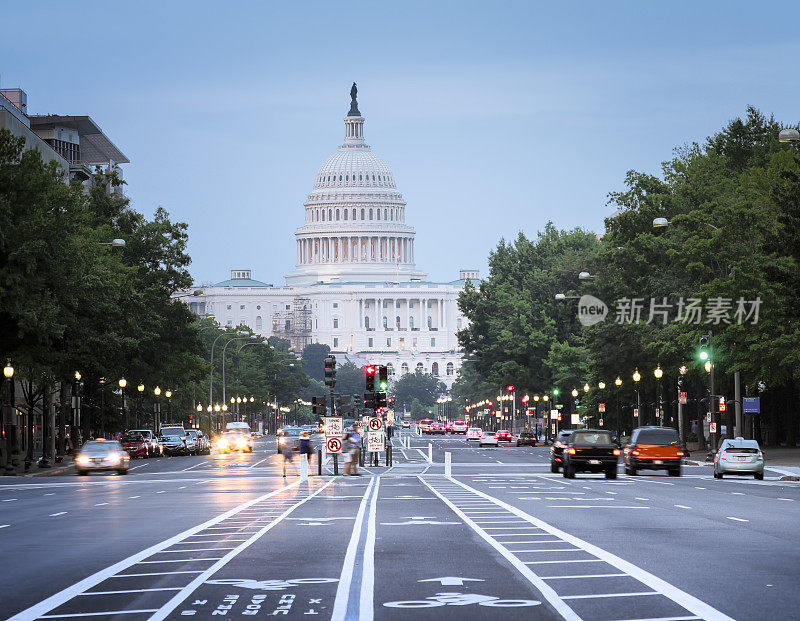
[383,592,541,609]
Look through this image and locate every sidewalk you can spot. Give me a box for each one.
[0,454,76,477]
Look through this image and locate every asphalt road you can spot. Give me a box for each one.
[1,431,798,620]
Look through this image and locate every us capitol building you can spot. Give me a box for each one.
[180,85,476,388]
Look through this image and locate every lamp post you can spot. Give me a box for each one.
[196,403,203,430]
[137,383,144,428]
[165,390,172,422]
[614,377,622,438]
[632,369,641,429]
[72,371,83,450]
[153,386,162,433]
[678,365,687,444]
[3,360,15,475]
[222,336,254,406]
[654,365,663,426]
[571,388,579,429]
[119,378,127,430]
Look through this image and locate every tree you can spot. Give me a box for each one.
[410,398,430,419]
[392,372,445,409]
[301,343,331,381]
[332,362,366,399]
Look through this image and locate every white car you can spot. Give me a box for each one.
[479,431,499,447]
[452,420,468,434]
[466,427,483,441]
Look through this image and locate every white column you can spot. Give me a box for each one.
[406,298,411,330]
[422,298,427,330]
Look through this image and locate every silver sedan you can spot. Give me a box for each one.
[75,440,130,475]
[714,438,764,480]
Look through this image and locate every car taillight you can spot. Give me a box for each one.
[757,453,763,460]
[567,448,576,454]
[613,449,620,456]
[631,450,639,456]
[677,451,684,456]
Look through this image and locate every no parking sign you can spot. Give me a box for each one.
[326,437,342,454]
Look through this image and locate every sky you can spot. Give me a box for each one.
[3,1,800,285]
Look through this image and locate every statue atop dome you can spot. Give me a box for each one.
[347,82,361,116]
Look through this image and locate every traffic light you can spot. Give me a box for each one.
[363,392,377,410]
[378,365,389,391]
[365,365,376,391]
[698,335,711,362]
[506,385,514,392]
[188,415,192,426]
[376,392,388,409]
[553,388,560,397]
[312,396,327,416]
[324,355,337,387]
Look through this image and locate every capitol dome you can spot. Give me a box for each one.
[285,84,426,286]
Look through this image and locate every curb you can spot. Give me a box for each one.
[26,463,76,477]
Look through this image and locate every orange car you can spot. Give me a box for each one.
[623,426,684,476]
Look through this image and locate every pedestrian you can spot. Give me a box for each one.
[298,431,313,464]
[348,428,361,475]
[281,436,295,478]
[342,431,353,476]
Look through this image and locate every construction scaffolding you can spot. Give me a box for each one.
[271,297,313,353]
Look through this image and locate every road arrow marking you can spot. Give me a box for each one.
[418,577,485,586]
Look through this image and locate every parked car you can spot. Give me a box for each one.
[129,429,163,457]
[516,431,537,447]
[160,435,189,456]
[495,429,513,443]
[451,420,468,434]
[444,423,453,433]
[419,419,433,434]
[714,437,764,479]
[549,430,574,472]
[623,426,684,476]
[466,427,483,441]
[479,431,499,447]
[119,433,149,459]
[186,429,209,455]
[401,420,411,428]
[75,440,130,475]
[562,429,620,479]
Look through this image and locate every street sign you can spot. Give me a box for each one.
[368,417,384,432]
[599,418,604,426]
[633,408,639,418]
[743,397,760,413]
[387,411,395,426]
[709,422,717,434]
[550,409,558,419]
[551,423,556,434]
[326,437,342,453]
[598,403,605,413]
[570,414,580,425]
[324,417,343,437]
[366,431,385,452]
[679,392,687,405]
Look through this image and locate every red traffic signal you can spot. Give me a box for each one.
[366,366,376,375]
[507,385,514,392]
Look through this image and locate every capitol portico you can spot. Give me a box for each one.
[181,85,475,388]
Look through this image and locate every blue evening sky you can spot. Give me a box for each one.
[2,1,800,285]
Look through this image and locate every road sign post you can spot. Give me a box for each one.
[325,415,342,476]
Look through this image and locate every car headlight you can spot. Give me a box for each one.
[236,438,247,448]
[76,455,90,465]
[104,453,120,464]
[279,438,285,445]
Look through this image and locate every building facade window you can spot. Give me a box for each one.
[368,337,373,348]
[432,362,439,376]
[431,338,435,347]
[333,318,339,328]
[333,337,339,348]
[416,362,424,373]
[401,362,409,375]
[386,338,391,347]
[255,316,262,331]
[387,363,394,376]
[446,362,454,376]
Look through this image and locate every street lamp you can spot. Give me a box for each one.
[119,378,127,430]
[583,383,590,393]
[614,377,622,438]
[632,369,641,427]
[98,238,126,247]
[137,383,144,428]
[654,365,663,425]
[779,128,800,142]
[578,271,594,280]
[3,359,14,475]
[165,390,172,421]
[598,381,606,390]
[571,388,578,398]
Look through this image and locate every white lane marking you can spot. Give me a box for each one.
[156,490,166,494]
[129,464,149,470]
[2,498,17,502]
[674,505,691,509]
[248,457,270,469]
[360,477,380,621]
[633,479,675,486]
[779,498,794,501]
[332,477,377,621]
[180,461,209,472]
[129,495,140,499]
[44,493,55,496]
[149,483,333,620]
[94,502,109,506]
[49,512,66,517]
[695,487,706,490]
[726,517,749,522]
[0,524,9,529]
[80,587,182,595]
[446,478,736,621]
[731,492,745,496]
[114,571,203,578]
[547,506,650,509]
[542,573,628,580]
[635,498,650,501]
[40,610,158,618]
[525,559,603,564]
[419,478,581,621]
[562,591,658,600]
[155,548,236,553]
[178,486,186,489]
[8,481,305,621]
[138,558,223,564]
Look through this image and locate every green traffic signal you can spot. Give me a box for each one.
[699,350,709,361]
[553,388,560,396]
